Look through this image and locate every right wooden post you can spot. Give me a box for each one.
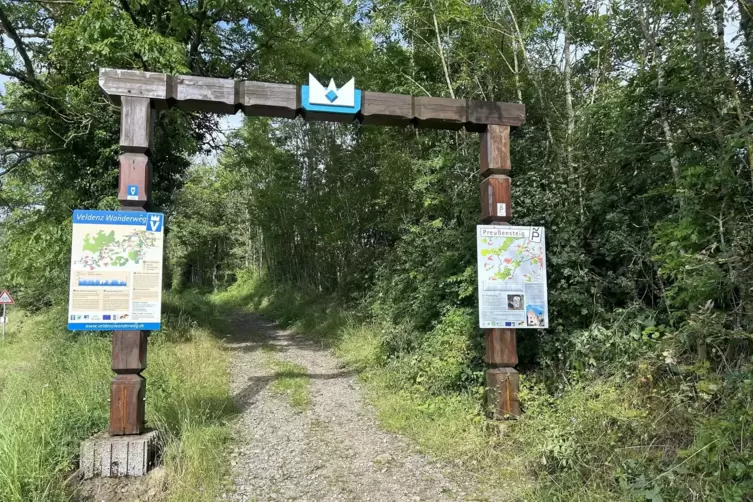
[480,125,521,418]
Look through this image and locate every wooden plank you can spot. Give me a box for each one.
[241,81,298,119]
[361,91,413,126]
[99,68,171,108]
[466,101,525,131]
[484,328,518,366]
[109,374,146,435]
[480,175,512,223]
[486,368,520,418]
[112,331,148,372]
[413,96,466,129]
[120,97,153,154]
[118,154,152,208]
[480,125,510,177]
[171,75,238,114]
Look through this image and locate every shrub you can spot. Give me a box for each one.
[411,308,482,394]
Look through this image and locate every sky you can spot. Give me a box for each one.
[194,112,244,166]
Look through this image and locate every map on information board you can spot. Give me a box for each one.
[68,210,164,331]
[477,225,548,329]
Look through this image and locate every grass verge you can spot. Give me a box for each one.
[0,291,235,502]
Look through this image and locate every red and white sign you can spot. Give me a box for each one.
[0,290,14,304]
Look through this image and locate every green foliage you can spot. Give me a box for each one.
[0,214,71,310]
[534,306,659,385]
[391,307,482,395]
[517,379,658,500]
[0,307,108,501]
[167,165,251,291]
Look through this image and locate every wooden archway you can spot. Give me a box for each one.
[99,68,525,436]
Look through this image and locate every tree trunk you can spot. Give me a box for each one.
[740,0,753,63]
[432,9,455,98]
[504,0,555,156]
[563,0,584,223]
[639,4,682,191]
[511,37,523,103]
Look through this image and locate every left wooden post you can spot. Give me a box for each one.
[110,96,154,435]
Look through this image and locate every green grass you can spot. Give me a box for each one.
[0,291,236,502]
[266,359,310,412]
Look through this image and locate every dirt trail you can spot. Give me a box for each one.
[223,311,503,502]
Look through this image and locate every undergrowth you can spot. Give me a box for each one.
[0,291,234,502]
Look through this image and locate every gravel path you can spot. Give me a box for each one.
[223,312,503,502]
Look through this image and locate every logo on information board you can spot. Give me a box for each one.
[302,74,361,115]
[148,214,163,232]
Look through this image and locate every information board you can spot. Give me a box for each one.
[68,210,164,331]
[477,225,548,329]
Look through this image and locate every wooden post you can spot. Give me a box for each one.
[110,96,153,435]
[480,125,521,418]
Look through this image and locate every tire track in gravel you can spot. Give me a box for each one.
[222,311,507,502]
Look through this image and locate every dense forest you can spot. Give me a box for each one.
[2,0,753,499]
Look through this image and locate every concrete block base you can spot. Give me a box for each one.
[80,430,162,479]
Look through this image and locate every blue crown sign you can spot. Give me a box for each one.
[301,74,361,115]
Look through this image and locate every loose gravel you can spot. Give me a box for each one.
[223,312,504,502]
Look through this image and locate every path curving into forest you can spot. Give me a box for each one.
[222,311,504,502]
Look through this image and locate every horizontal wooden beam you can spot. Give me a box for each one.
[99,69,526,129]
[361,91,413,126]
[466,101,526,132]
[99,69,171,109]
[414,96,466,130]
[171,75,238,114]
[241,81,298,119]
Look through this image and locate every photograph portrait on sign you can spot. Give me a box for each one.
[507,294,524,311]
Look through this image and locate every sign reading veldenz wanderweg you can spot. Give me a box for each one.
[477,225,549,329]
[68,210,164,331]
